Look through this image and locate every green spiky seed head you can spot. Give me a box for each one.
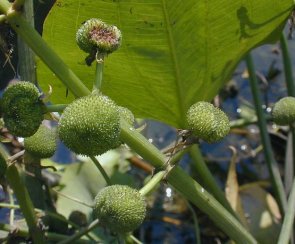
[186,101,230,143]
[2,81,43,137]
[24,125,57,158]
[118,106,135,125]
[272,97,295,125]
[58,95,120,156]
[93,185,146,233]
[76,18,121,54]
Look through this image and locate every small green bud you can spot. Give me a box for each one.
[93,185,146,233]
[272,97,295,125]
[76,18,121,54]
[2,81,43,137]
[58,95,120,156]
[118,106,135,125]
[24,125,57,158]
[186,101,230,143]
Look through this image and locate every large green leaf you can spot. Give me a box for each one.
[37,0,293,127]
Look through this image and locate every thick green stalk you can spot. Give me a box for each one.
[190,145,236,217]
[0,146,45,243]
[45,104,67,113]
[280,33,295,186]
[6,166,45,243]
[0,7,256,242]
[0,4,90,98]
[280,34,295,96]
[93,57,104,92]
[120,122,257,244]
[245,53,287,213]
[278,179,295,244]
[89,156,112,185]
[139,171,166,196]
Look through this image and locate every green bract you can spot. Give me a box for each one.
[24,125,57,158]
[272,97,295,125]
[93,185,146,233]
[58,95,120,156]
[118,106,135,125]
[1,82,43,137]
[186,101,230,143]
[76,18,121,54]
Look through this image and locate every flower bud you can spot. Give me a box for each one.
[58,95,120,156]
[93,185,146,233]
[186,101,230,143]
[76,18,121,55]
[1,81,43,137]
[272,96,295,125]
[24,125,57,158]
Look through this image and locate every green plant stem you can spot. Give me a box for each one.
[0,223,90,243]
[139,171,166,196]
[8,187,14,226]
[277,179,295,244]
[280,34,295,96]
[280,33,295,184]
[89,155,112,185]
[187,201,201,244]
[0,145,45,243]
[120,121,257,244]
[245,53,287,213]
[45,104,67,113]
[0,4,90,98]
[57,219,100,244]
[93,56,104,92]
[189,145,236,217]
[0,7,256,242]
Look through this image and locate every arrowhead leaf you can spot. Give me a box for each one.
[37,0,293,127]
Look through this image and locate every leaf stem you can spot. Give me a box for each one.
[89,156,112,185]
[245,53,287,213]
[93,55,104,93]
[189,144,237,218]
[280,33,295,184]
[139,171,166,196]
[45,104,67,113]
[2,5,90,98]
[0,145,45,243]
[277,179,295,244]
[120,121,257,243]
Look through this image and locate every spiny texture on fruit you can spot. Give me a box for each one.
[118,106,135,125]
[272,97,295,125]
[1,82,43,137]
[186,101,230,143]
[93,185,146,233]
[76,18,121,54]
[24,125,57,158]
[58,95,120,156]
